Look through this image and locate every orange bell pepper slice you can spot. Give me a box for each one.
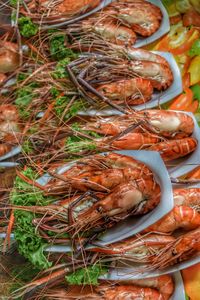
[182,72,191,90]
[154,35,170,51]
[170,28,200,55]
[185,100,199,113]
[169,88,193,110]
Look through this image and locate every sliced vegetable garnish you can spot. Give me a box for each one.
[169,88,193,110]
[189,39,200,57]
[170,28,200,55]
[191,84,200,101]
[188,56,200,85]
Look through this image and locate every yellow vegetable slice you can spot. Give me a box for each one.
[175,0,193,13]
[188,56,200,85]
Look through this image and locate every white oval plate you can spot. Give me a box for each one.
[78,51,182,116]
[44,150,173,250]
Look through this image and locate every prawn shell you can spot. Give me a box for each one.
[149,137,198,161]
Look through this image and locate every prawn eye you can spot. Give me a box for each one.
[97,206,103,213]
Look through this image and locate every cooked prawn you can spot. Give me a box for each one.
[116,275,174,300]
[97,78,153,105]
[27,0,101,16]
[146,206,200,233]
[99,132,161,151]
[81,19,137,46]
[90,234,175,263]
[39,284,165,299]
[148,137,197,161]
[151,227,200,269]
[83,110,194,138]
[106,0,162,37]
[44,152,155,193]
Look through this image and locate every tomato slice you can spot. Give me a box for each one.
[169,88,193,110]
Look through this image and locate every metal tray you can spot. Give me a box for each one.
[78,51,182,116]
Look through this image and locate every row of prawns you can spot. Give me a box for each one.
[19,0,163,43]
[21,275,175,300]
[10,171,200,299]
[0,105,197,167]
[66,48,173,108]
[66,109,198,163]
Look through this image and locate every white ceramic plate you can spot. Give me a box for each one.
[44,150,173,250]
[78,51,182,116]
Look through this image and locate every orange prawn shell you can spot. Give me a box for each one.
[149,137,197,161]
[97,78,153,105]
[107,0,163,37]
[146,206,200,233]
[55,0,101,14]
[28,0,101,15]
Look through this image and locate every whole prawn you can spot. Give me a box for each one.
[89,234,175,263]
[15,282,167,300]
[105,0,163,37]
[83,110,194,138]
[25,0,101,16]
[67,54,173,109]
[43,153,155,193]
[41,284,167,299]
[29,179,160,237]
